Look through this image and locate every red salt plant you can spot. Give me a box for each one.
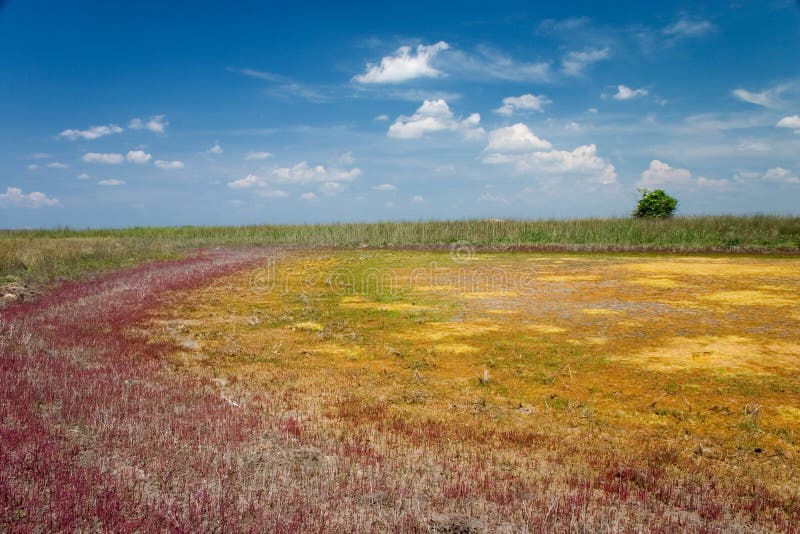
[0,250,277,530]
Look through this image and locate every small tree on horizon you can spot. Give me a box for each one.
[632,188,678,218]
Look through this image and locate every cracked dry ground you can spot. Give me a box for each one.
[3,248,800,532]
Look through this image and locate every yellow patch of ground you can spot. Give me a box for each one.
[402,321,500,342]
[340,301,434,312]
[582,308,621,316]
[700,290,799,307]
[775,405,800,423]
[434,343,479,354]
[293,321,324,332]
[623,260,797,277]
[630,277,681,288]
[538,275,599,282]
[624,335,800,373]
[527,324,567,334]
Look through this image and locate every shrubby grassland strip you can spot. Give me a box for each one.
[2,216,799,284]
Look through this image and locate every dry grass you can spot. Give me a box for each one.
[152,250,800,530]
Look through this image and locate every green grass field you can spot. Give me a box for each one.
[2,216,799,285]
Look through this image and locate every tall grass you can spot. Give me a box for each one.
[2,216,799,284]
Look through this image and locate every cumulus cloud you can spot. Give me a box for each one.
[271,162,362,184]
[561,48,610,76]
[98,179,125,186]
[613,85,648,100]
[637,160,730,189]
[227,174,261,189]
[300,192,319,201]
[374,114,390,122]
[245,151,273,160]
[483,124,617,185]
[354,41,449,83]
[485,123,551,152]
[126,150,152,164]
[206,143,223,155]
[0,186,61,208]
[59,124,123,141]
[388,99,484,139]
[777,115,800,133]
[226,174,290,198]
[411,195,425,204]
[494,94,550,116]
[154,159,184,170]
[227,161,361,192]
[372,183,398,191]
[47,162,69,169]
[77,173,91,180]
[129,115,168,134]
[82,152,124,164]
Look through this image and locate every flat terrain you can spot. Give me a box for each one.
[158,250,799,530]
[2,246,799,531]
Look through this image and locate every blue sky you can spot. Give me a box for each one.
[1,0,799,228]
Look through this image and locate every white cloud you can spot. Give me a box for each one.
[59,124,123,141]
[732,85,788,108]
[0,186,61,208]
[374,114,390,122]
[228,174,261,189]
[98,179,125,186]
[271,162,362,184]
[154,159,184,170]
[27,164,39,171]
[663,18,714,38]
[82,152,124,164]
[485,123,551,152]
[637,160,730,189]
[258,188,289,198]
[300,192,319,201]
[411,195,425,204]
[372,183,398,191]
[483,128,617,185]
[638,160,692,188]
[46,162,69,169]
[696,176,730,188]
[561,48,610,76]
[613,85,648,100]
[446,46,551,82]
[776,115,800,133]
[736,140,772,152]
[494,94,550,116]
[354,41,449,83]
[129,115,168,134]
[226,174,289,197]
[228,162,360,190]
[77,173,91,180]
[762,167,800,184]
[388,99,484,139]
[245,151,273,160]
[206,143,223,155]
[126,150,152,164]
[479,192,510,204]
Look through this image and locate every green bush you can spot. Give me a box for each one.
[633,189,678,218]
